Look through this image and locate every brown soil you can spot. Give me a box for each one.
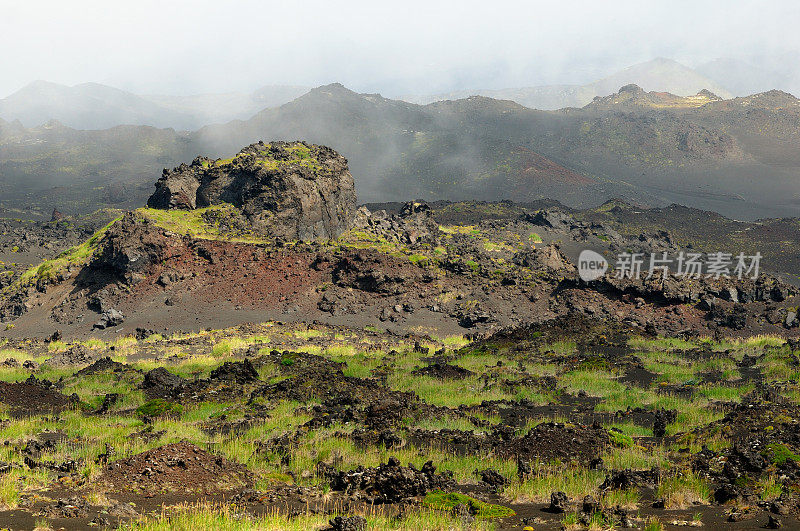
[501,421,610,464]
[0,376,76,416]
[96,442,253,494]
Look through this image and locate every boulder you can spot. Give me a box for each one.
[209,360,259,384]
[525,209,575,231]
[93,309,124,329]
[92,213,169,277]
[548,491,569,513]
[582,495,599,514]
[141,368,186,399]
[325,516,367,531]
[322,457,455,503]
[147,141,357,241]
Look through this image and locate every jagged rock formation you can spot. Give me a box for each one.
[352,201,440,246]
[147,141,357,241]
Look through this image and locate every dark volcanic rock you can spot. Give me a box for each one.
[321,457,455,503]
[477,468,509,490]
[141,368,186,399]
[502,421,610,464]
[147,141,357,241]
[93,308,124,329]
[325,516,367,531]
[412,361,474,380]
[76,356,129,376]
[548,491,569,513]
[209,360,259,384]
[92,213,170,277]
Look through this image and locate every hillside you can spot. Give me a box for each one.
[2,84,800,220]
[0,147,799,531]
[2,144,796,339]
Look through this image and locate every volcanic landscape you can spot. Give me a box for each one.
[0,140,799,531]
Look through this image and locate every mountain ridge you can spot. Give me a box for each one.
[2,83,799,220]
[401,58,735,110]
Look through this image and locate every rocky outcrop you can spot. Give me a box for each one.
[352,201,440,246]
[320,457,455,503]
[147,141,357,241]
[90,213,171,279]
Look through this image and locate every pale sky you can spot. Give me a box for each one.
[1,0,799,97]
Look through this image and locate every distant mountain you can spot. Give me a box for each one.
[403,58,733,110]
[0,81,309,130]
[141,85,309,127]
[696,57,800,98]
[2,83,800,220]
[696,58,788,97]
[582,84,723,111]
[588,58,732,100]
[0,81,196,130]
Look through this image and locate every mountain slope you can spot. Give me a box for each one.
[2,84,799,220]
[140,85,310,126]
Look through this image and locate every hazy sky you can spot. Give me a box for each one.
[2,0,799,97]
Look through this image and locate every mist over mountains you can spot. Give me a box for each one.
[0,82,310,130]
[1,57,795,129]
[402,58,735,109]
[1,57,799,222]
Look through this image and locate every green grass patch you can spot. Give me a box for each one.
[764,443,800,466]
[422,490,515,518]
[136,399,184,418]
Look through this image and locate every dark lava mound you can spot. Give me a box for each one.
[0,376,76,416]
[98,442,252,494]
[412,361,474,379]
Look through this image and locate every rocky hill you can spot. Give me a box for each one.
[1,144,798,341]
[583,84,723,111]
[147,141,356,240]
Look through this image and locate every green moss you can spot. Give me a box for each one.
[138,205,268,244]
[764,443,800,466]
[422,490,515,519]
[203,143,326,174]
[577,357,611,371]
[609,430,635,448]
[408,253,429,265]
[15,216,121,287]
[136,399,183,418]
